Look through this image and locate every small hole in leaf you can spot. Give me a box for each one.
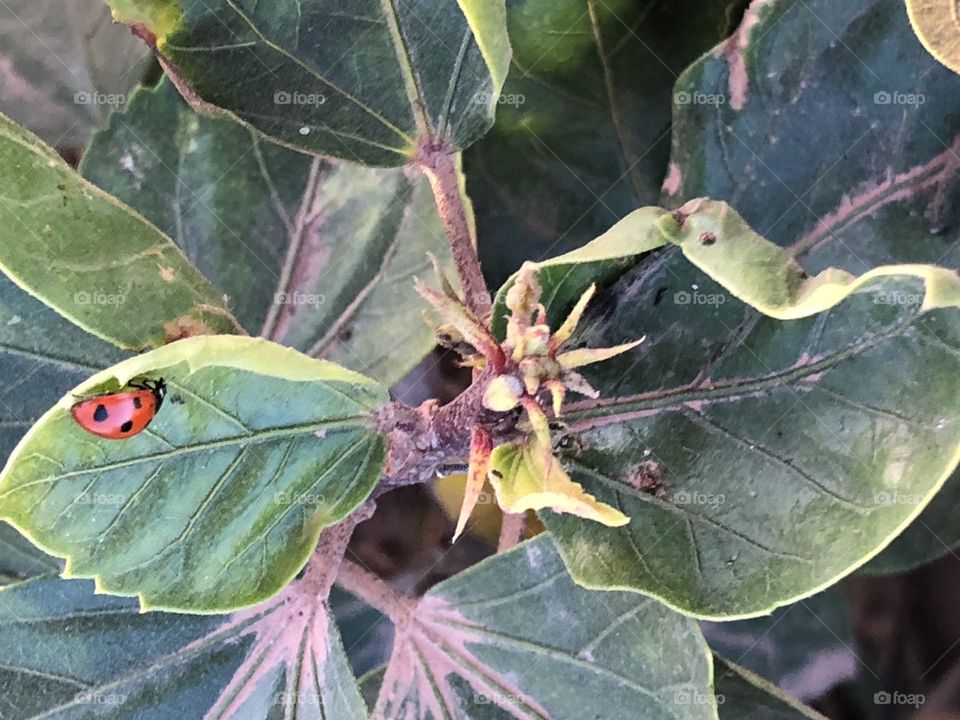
[699,231,717,246]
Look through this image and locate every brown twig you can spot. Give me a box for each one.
[375,370,522,493]
[417,145,492,320]
[497,512,525,553]
[336,558,416,623]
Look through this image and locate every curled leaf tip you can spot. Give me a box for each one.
[107,0,182,46]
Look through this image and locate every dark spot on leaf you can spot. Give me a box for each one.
[490,469,504,479]
[654,287,669,306]
[120,420,134,433]
[671,210,688,228]
[626,460,666,497]
[699,231,717,246]
[337,326,354,342]
[93,404,109,423]
[798,269,809,280]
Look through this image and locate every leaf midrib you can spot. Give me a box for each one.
[566,312,918,428]
[0,417,372,493]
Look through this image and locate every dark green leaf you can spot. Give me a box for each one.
[534,0,960,618]
[0,521,59,585]
[468,0,748,285]
[109,0,511,166]
[375,535,717,719]
[82,79,452,385]
[0,570,367,718]
[715,658,828,719]
[0,272,126,461]
[704,587,856,698]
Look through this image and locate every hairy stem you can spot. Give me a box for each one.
[497,512,525,553]
[418,146,491,320]
[376,369,521,491]
[336,558,416,622]
[301,501,376,600]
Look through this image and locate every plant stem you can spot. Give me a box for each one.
[336,558,416,622]
[418,146,491,320]
[300,501,375,600]
[498,512,525,553]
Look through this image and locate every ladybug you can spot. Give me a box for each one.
[71,378,167,439]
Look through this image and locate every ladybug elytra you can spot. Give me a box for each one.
[70,378,167,439]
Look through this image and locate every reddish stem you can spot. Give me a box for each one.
[418,146,492,321]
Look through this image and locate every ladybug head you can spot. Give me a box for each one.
[129,377,167,405]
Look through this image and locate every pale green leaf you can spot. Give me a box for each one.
[0,335,388,612]
[0,113,242,350]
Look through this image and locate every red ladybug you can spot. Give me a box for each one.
[71,378,167,439]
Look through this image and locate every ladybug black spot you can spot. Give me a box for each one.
[93,404,109,423]
[133,396,142,409]
[120,420,134,433]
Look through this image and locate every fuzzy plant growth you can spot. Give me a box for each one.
[0,0,959,718]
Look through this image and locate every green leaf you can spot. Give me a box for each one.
[527,0,960,619]
[491,205,671,338]
[81,79,452,385]
[715,658,828,720]
[0,571,368,718]
[374,535,718,719]
[467,0,748,285]
[0,0,151,147]
[0,335,388,612]
[489,439,629,526]
[0,113,242,350]
[513,200,960,618]
[861,467,960,574]
[0,272,126,460]
[704,587,856,698]
[0,521,59,585]
[111,0,511,166]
